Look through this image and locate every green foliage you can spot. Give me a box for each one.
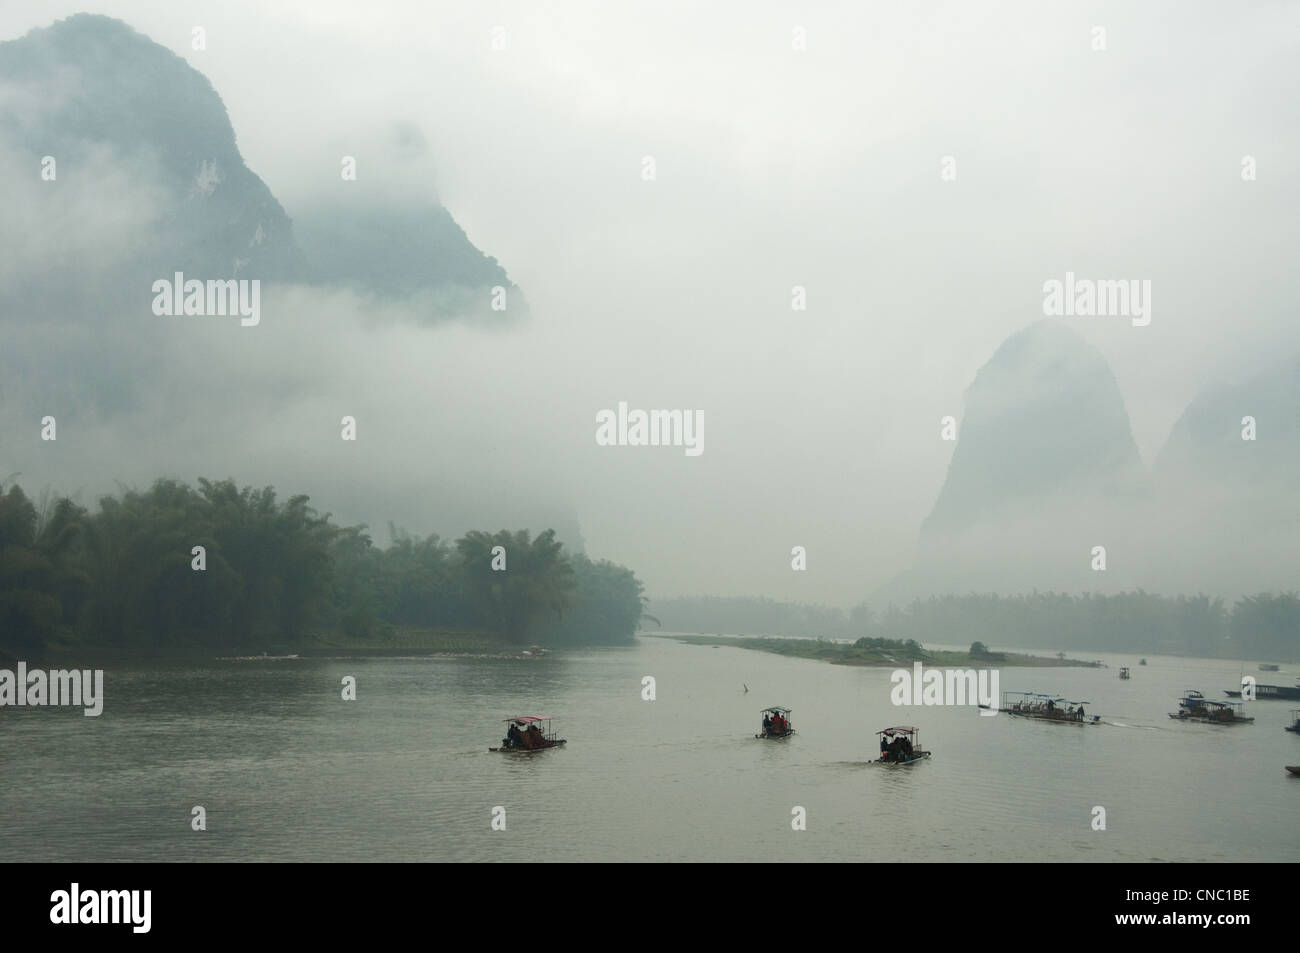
[851,636,930,661]
[456,529,575,638]
[340,605,374,640]
[0,484,63,657]
[1229,592,1300,661]
[533,554,644,644]
[0,476,645,658]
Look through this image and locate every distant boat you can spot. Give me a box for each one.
[490,715,566,752]
[1259,663,1280,672]
[1139,658,1147,666]
[1169,692,1253,724]
[992,691,1099,724]
[1119,667,1131,680]
[1285,710,1300,734]
[1286,766,1300,776]
[756,706,795,739]
[871,725,931,765]
[1224,681,1300,701]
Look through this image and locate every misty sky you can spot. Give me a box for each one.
[3,1,1298,607]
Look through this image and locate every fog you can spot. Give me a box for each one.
[2,0,1298,607]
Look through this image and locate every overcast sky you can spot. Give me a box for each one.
[3,1,1297,607]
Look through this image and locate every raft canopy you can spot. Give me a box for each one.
[877,726,918,736]
[1005,691,1089,704]
[503,716,552,723]
[761,706,792,714]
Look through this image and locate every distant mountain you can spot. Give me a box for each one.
[0,14,306,294]
[1140,358,1300,597]
[874,322,1149,602]
[0,13,521,319]
[879,325,1299,604]
[922,321,1146,537]
[0,14,562,556]
[1154,358,1300,489]
[294,200,524,323]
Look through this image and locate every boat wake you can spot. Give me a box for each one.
[1102,720,1159,730]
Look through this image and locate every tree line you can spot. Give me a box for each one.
[654,591,1299,661]
[0,477,646,659]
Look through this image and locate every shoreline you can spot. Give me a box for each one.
[14,629,1104,667]
[647,633,1104,668]
[17,627,549,665]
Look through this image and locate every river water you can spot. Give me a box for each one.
[2,636,1296,861]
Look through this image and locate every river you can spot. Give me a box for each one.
[2,636,1296,861]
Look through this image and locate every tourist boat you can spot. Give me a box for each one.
[756,706,795,739]
[1119,667,1131,680]
[871,726,931,765]
[1178,690,1207,711]
[1285,710,1300,734]
[1224,680,1300,701]
[489,715,567,752]
[1168,696,1253,724]
[1259,663,1280,672]
[986,691,1099,723]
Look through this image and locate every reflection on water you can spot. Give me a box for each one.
[1,638,1297,861]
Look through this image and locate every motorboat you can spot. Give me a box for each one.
[871,726,931,765]
[757,706,795,739]
[490,715,567,751]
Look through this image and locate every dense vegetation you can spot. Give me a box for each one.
[0,478,646,660]
[654,591,1300,661]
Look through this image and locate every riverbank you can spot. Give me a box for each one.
[23,626,531,664]
[648,633,1103,668]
